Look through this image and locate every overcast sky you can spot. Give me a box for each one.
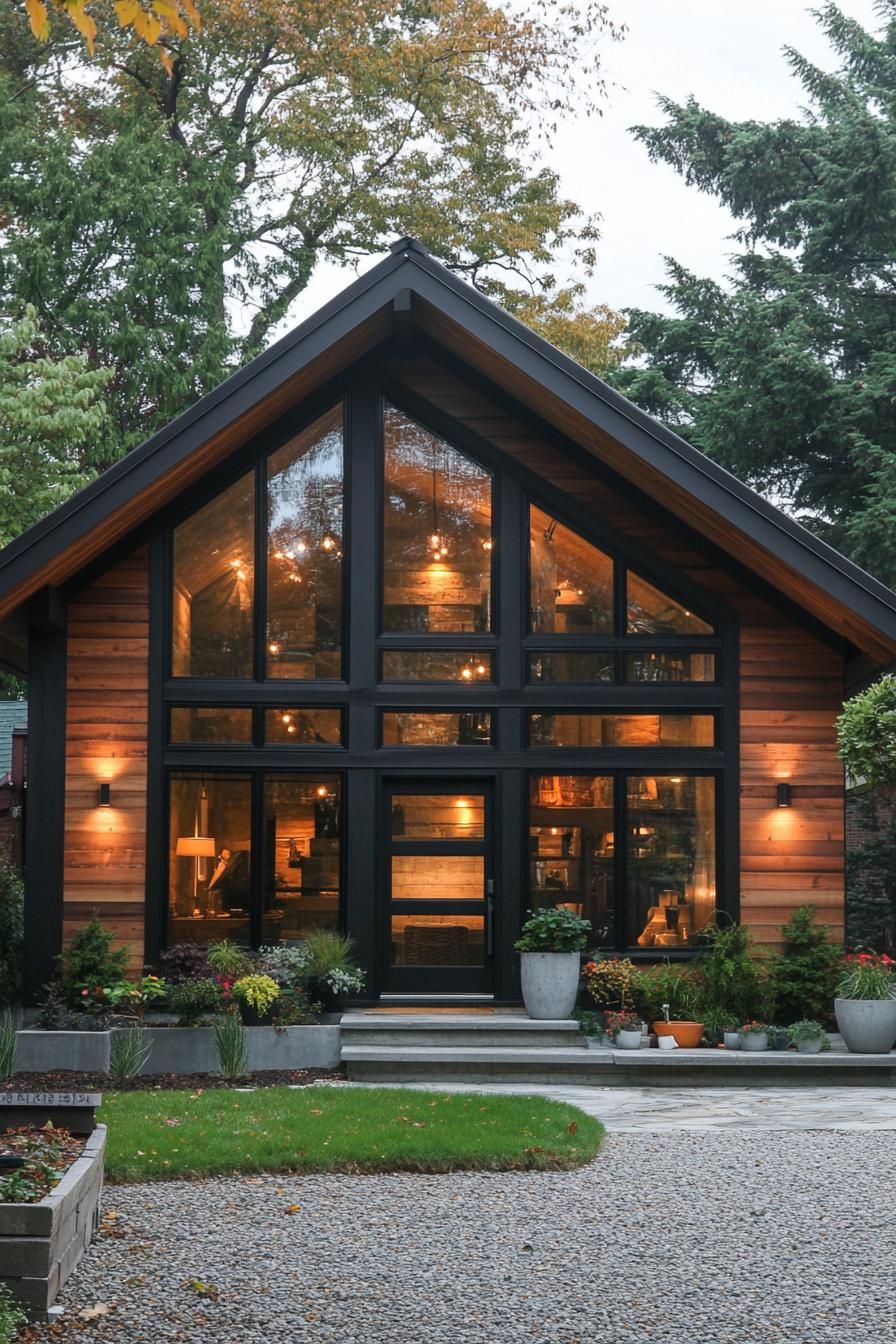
[290,0,882,327]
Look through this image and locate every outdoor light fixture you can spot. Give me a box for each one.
[777,782,792,808]
[98,782,111,808]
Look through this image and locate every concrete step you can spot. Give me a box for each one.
[341,1044,614,1084]
[340,1014,581,1050]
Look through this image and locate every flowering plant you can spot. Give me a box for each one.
[232,974,280,1016]
[110,975,168,1020]
[836,952,895,1001]
[739,1021,770,1036]
[583,958,637,1010]
[604,1010,641,1036]
[323,967,365,995]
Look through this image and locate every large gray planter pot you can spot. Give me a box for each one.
[519,952,580,1020]
[834,997,896,1054]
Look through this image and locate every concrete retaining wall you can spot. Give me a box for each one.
[0,1125,106,1319]
[13,1025,341,1075]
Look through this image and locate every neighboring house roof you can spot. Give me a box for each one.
[0,700,27,776]
[0,237,895,668]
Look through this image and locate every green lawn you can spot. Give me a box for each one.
[98,1087,603,1182]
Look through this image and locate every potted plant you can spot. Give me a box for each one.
[574,1009,611,1049]
[605,1009,642,1050]
[634,961,704,1048]
[787,1020,830,1054]
[232,973,280,1026]
[300,929,366,1012]
[515,907,591,1020]
[582,957,638,1012]
[834,952,896,1053]
[738,1021,769,1051]
[768,1026,791,1052]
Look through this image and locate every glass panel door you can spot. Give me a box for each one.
[383,781,493,994]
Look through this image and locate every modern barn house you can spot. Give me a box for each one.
[2,239,896,1003]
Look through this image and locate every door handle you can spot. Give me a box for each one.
[486,891,495,957]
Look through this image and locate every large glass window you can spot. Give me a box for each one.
[172,472,255,677]
[627,572,714,635]
[529,506,613,634]
[262,776,341,944]
[267,408,344,678]
[529,775,616,946]
[528,712,715,748]
[169,773,253,944]
[383,406,493,633]
[382,711,493,746]
[381,650,494,683]
[628,775,716,949]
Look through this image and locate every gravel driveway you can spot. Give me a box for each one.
[28,1130,893,1344]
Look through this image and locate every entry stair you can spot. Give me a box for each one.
[339,1012,606,1084]
[339,1012,896,1085]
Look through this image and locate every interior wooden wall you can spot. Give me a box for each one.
[63,548,149,972]
[387,356,846,948]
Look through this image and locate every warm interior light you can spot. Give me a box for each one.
[460,666,473,681]
[315,785,329,798]
[321,535,337,552]
[475,663,487,677]
[268,642,281,655]
[482,539,493,551]
[281,713,293,724]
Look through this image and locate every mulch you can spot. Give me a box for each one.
[0,1068,345,1093]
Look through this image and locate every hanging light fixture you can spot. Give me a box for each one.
[428,439,448,559]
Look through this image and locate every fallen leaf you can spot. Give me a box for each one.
[567,1121,578,1135]
[77,1304,112,1320]
[284,1204,301,1215]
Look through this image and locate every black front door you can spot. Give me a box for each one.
[381,780,494,994]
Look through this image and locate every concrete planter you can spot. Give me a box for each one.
[834,997,896,1054]
[519,952,580,1020]
[0,1126,106,1320]
[14,1032,111,1075]
[14,1025,341,1075]
[796,1038,824,1054]
[614,1029,642,1050]
[740,1031,768,1052]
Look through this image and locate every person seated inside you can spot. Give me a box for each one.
[207,847,250,913]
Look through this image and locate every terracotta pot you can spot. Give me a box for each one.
[652,1020,704,1048]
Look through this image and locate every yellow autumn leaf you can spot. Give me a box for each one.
[65,0,97,55]
[160,48,174,75]
[115,0,141,27]
[180,0,200,30]
[24,0,50,41]
[132,7,162,44]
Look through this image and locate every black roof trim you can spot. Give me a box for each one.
[1,238,895,646]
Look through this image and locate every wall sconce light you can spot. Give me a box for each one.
[776,782,792,808]
[98,783,112,808]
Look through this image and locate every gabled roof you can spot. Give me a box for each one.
[2,236,896,666]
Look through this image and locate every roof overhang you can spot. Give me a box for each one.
[2,236,896,669]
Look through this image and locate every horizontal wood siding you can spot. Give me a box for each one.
[63,549,149,970]
[388,356,846,947]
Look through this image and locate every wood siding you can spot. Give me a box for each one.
[387,356,846,947]
[63,549,149,970]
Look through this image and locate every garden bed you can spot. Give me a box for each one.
[13,1022,342,1076]
[0,1124,106,1320]
[1,1068,342,1094]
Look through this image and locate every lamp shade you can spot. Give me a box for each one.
[176,836,217,858]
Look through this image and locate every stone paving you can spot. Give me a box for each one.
[338,1080,896,1130]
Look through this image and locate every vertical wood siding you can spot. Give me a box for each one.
[63,548,149,970]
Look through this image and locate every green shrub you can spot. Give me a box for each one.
[169,978,222,1026]
[206,939,253,980]
[272,984,317,1026]
[232,974,280,1016]
[62,913,129,1009]
[0,1282,26,1344]
[0,1008,16,1081]
[514,908,591,953]
[214,1012,248,1080]
[696,919,770,1025]
[632,962,701,1022]
[771,905,840,1024]
[0,855,24,1008]
[109,1025,152,1080]
[301,928,359,977]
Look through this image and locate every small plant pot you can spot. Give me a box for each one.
[584,1035,610,1050]
[723,1031,741,1050]
[652,1021,704,1049]
[657,1034,677,1051]
[796,1038,824,1054]
[769,1029,791,1052]
[238,1003,273,1027]
[614,1029,642,1050]
[739,1032,768,1052]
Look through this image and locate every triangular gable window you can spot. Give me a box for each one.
[529,505,614,634]
[627,571,714,636]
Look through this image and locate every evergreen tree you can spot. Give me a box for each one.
[611,3,896,582]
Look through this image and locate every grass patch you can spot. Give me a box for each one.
[98,1087,603,1182]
